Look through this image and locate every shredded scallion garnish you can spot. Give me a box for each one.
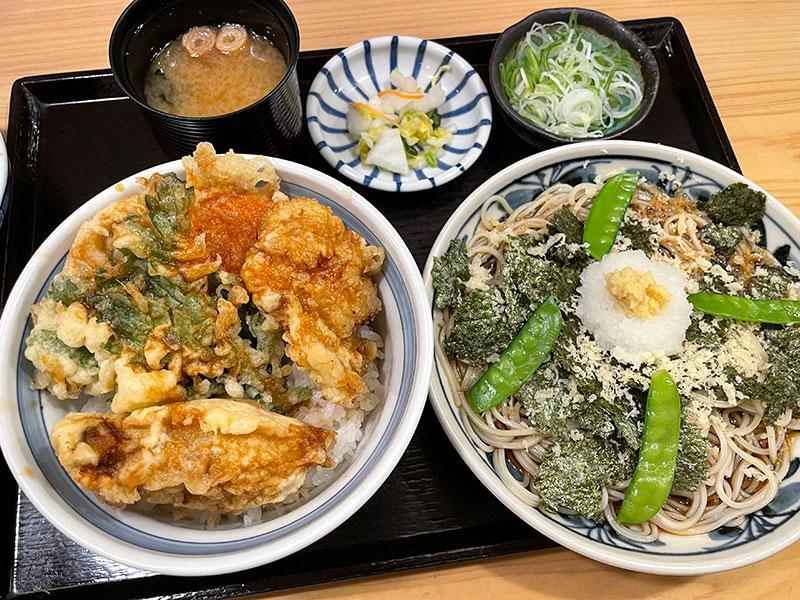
[499,11,644,139]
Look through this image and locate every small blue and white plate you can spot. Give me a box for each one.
[424,140,800,575]
[306,35,492,193]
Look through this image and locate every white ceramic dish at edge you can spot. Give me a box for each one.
[0,133,8,223]
[0,155,433,576]
[424,140,800,576]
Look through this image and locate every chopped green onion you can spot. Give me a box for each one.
[402,138,419,157]
[430,64,451,87]
[424,150,437,167]
[498,9,644,139]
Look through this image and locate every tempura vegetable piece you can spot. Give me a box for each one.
[241,197,384,405]
[144,173,193,248]
[24,298,116,400]
[51,399,334,513]
[183,142,281,198]
[62,195,148,281]
[111,357,184,413]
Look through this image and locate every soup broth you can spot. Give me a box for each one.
[144,24,288,117]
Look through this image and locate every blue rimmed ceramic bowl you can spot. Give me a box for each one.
[424,140,800,575]
[0,155,433,576]
[306,35,492,192]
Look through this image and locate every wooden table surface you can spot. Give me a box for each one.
[2,0,800,598]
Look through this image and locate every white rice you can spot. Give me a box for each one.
[290,359,383,487]
[250,357,384,525]
[575,250,692,363]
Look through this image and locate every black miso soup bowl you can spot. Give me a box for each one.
[110,0,302,158]
[488,8,660,148]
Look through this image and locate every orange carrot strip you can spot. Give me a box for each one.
[351,102,399,126]
[376,89,424,100]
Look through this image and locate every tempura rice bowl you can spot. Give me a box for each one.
[0,155,432,575]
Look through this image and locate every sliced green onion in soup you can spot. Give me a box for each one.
[499,11,645,138]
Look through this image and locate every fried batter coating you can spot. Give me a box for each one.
[63,195,149,282]
[28,143,294,407]
[24,299,116,400]
[51,399,334,513]
[182,141,282,199]
[184,142,284,273]
[241,198,384,404]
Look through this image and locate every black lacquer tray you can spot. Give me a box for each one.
[2,18,739,599]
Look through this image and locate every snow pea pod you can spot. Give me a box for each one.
[583,172,639,260]
[466,297,563,414]
[617,370,681,525]
[688,292,800,325]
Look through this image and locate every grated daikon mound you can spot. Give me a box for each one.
[575,250,692,363]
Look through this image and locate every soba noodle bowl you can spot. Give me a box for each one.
[433,173,800,542]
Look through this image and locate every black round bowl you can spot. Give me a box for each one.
[488,8,660,148]
[110,0,302,159]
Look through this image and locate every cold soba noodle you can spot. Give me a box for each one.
[434,174,800,543]
[144,24,287,117]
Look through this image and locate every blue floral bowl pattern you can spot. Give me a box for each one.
[306,35,492,192]
[424,140,800,575]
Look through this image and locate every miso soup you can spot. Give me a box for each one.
[144,24,288,117]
